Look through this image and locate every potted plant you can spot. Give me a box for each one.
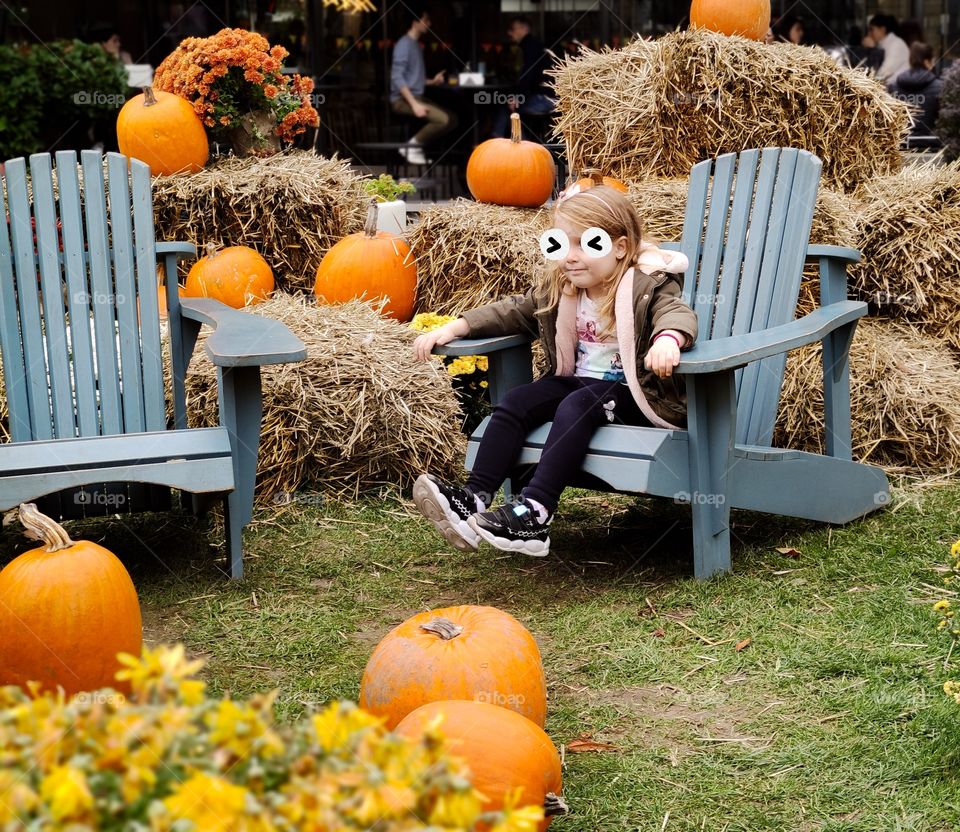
[364,174,416,236]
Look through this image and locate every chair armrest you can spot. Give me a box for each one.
[156,241,198,260]
[430,333,534,356]
[806,244,860,264]
[179,297,306,367]
[676,301,866,374]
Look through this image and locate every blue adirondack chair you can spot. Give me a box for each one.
[0,151,306,579]
[433,148,889,578]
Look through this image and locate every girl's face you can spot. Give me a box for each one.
[555,214,628,296]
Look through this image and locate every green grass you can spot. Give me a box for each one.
[4,482,960,831]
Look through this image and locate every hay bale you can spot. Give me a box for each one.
[551,29,910,192]
[410,199,551,316]
[775,319,960,474]
[849,160,960,350]
[182,295,466,502]
[153,150,368,294]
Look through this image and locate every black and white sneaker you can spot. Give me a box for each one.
[468,497,551,557]
[412,474,483,552]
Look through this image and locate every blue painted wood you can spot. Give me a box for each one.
[693,152,737,322]
[106,154,146,433]
[0,165,32,442]
[132,160,166,432]
[30,155,75,437]
[433,333,533,356]
[156,243,197,430]
[5,158,53,439]
[81,150,123,435]
[56,151,100,437]
[179,298,307,366]
[807,245,859,263]
[679,159,712,307]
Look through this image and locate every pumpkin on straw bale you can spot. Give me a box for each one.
[848,160,960,351]
[550,28,910,192]
[152,150,367,294]
[410,199,552,317]
[776,319,960,474]
[179,295,466,502]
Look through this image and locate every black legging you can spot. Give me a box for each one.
[466,376,648,514]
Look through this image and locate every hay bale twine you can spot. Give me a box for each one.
[410,199,551,317]
[850,160,960,350]
[551,29,909,192]
[182,295,466,502]
[775,319,960,474]
[153,150,368,294]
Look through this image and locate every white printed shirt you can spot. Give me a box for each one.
[574,291,624,381]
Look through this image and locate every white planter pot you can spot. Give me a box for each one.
[375,199,407,237]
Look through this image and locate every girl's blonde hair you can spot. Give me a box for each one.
[536,185,646,336]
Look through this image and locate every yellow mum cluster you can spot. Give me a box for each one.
[935,541,960,704]
[410,313,489,383]
[0,644,542,831]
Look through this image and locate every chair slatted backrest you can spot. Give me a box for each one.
[0,151,168,442]
[679,148,822,446]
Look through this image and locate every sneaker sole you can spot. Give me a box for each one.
[412,475,479,552]
[468,516,550,557]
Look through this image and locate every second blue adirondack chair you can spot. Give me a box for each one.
[432,148,890,578]
[0,151,306,579]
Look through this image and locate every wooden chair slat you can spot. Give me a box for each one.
[679,160,712,308]
[693,152,737,324]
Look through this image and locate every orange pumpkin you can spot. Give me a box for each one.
[689,0,771,40]
[117,86,209,177]
[184,244,275,309]
[0,504,142,696]
[574,168,628,194]
[359,605,547,729]
[467,113,556,208]
[314,200,417,321]
[395,700,566,830]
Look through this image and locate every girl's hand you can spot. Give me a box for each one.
[413,318,470,362]
[644,332,683,378]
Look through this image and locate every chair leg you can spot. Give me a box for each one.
[217,365,263,579]
[685,370,737,579]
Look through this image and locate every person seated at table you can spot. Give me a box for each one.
[889,42,944,139]
[390,5,458,165]
[862,14,910,83]
[490,15,557,139]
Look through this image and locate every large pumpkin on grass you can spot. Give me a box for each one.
[395,700,566,830]
[467,113,555,208]
[314,200,417,321]
[117,85,209,177]
[0,504,142,696]
[184,244,275,309]
[359,605,547,729]
[689,0,770,40]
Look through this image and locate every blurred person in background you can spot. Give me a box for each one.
[889,42,944,138]
[772,15,804,45]
[862,14,909,83]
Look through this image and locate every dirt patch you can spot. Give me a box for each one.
[140,603,189,648]
[571,684,772,761]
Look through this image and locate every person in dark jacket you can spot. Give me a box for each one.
[890,42,944,138]
[490,16,557,138]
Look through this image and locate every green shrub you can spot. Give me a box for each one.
[0,45,43,160]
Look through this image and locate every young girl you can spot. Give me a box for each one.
[411,185,697,556]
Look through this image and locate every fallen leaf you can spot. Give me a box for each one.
[651,627,666,638]
[735,637,752,652]
[776,547,801,559]
[566,734,619,753]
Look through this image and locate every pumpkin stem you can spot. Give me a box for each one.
[18,503,75,553]
[582,168,603,185]
[509,112,522,144]
[544,793,569,817]
[363,198,379,238]
[204,242,218,259]
[419,617,464,640]
[142,85,158,107]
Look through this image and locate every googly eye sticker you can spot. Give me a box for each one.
[581,227,613,258]
[539,228,570,261]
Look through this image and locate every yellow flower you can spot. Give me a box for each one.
[39,765,94,822]
[934,600,952,613]
[951,540,960,559]
[477,356,489,372]
[429,788,485,827]
[115,644,205,701]
[351,781,418,824]
[163,772,248,832]
[206,696,285,761]
[0,772,39,823]
[490,804,547,832]
[410,312,456,333]
[311,702,383,753]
